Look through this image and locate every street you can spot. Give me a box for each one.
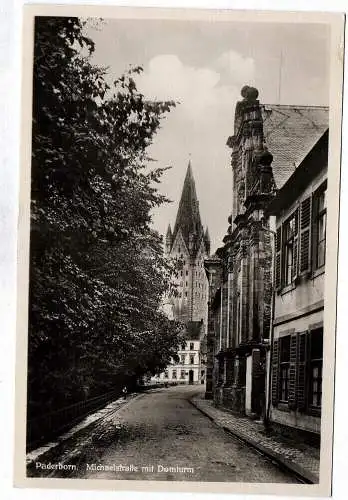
[35,385,300,483]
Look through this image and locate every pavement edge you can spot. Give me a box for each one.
[189,396,319,485]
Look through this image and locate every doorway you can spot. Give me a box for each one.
[189,370,194,384]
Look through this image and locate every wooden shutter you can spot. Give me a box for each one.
[300,197,312,274]
[275,227,282,289]
[297,331,308,411]
[288,333,298,409]
[293,209,299,280]
[271,338,280,405]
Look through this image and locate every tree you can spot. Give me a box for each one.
[28,16,182,421]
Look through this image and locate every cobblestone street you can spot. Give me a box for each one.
[28,385,301,483]
[191,394,320,483]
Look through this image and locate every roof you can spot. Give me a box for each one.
[266,129,328,215]
[261,105,329,189]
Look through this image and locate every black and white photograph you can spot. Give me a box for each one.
[14,5,344,496]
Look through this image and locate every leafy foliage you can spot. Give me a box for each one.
[28,17,183,418]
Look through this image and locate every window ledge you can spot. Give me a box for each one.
[279,282,296,296]
[307,407,322,417]
[277,402,291,412]
[311,267,325,280]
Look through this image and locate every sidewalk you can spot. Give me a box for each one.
[26,392,142,474]
[190,394,320,484]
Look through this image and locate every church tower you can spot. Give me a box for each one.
[166,161,210,324]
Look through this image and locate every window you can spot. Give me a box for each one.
[279,336,290,402]
[185,291,187,297]
[186,270,188,276]
[180,354,186,364]
[190,342,194,350]
[309,329,323,408]
[275,182,327,290]
[283,213,298,285]
[190,355,195,364]
[180,370,185,379]
[181,344,185,351]
[172,370,177,379]
[272,329,323,413]
[164,370,168,379]
[314,188,327,269]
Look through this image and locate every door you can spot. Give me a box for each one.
[189,370,194,384]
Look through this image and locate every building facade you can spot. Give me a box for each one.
[266,130,328,435]
[153,162,210,385]
[154,335,204,385]
[205,85,328,422]
[165,161,210,325]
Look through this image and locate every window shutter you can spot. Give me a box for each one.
[288,333,298,409]
[297,331,308,411]
[300,198,312,274]
[271,338,280,405]
[293,209,299,279]
[275,227,282,289]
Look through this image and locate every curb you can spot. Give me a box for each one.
[26,392,143,471]
[190,397,319,485]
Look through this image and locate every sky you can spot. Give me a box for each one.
[86,18,330,252]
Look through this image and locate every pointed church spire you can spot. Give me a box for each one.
[204,226,211,255]
[172,161,203,251]
[165,224,173,254]
[166,224,172,239]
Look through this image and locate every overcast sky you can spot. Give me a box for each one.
[86,18,330,252]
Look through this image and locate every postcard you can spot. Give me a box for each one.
[14,4,344,497]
